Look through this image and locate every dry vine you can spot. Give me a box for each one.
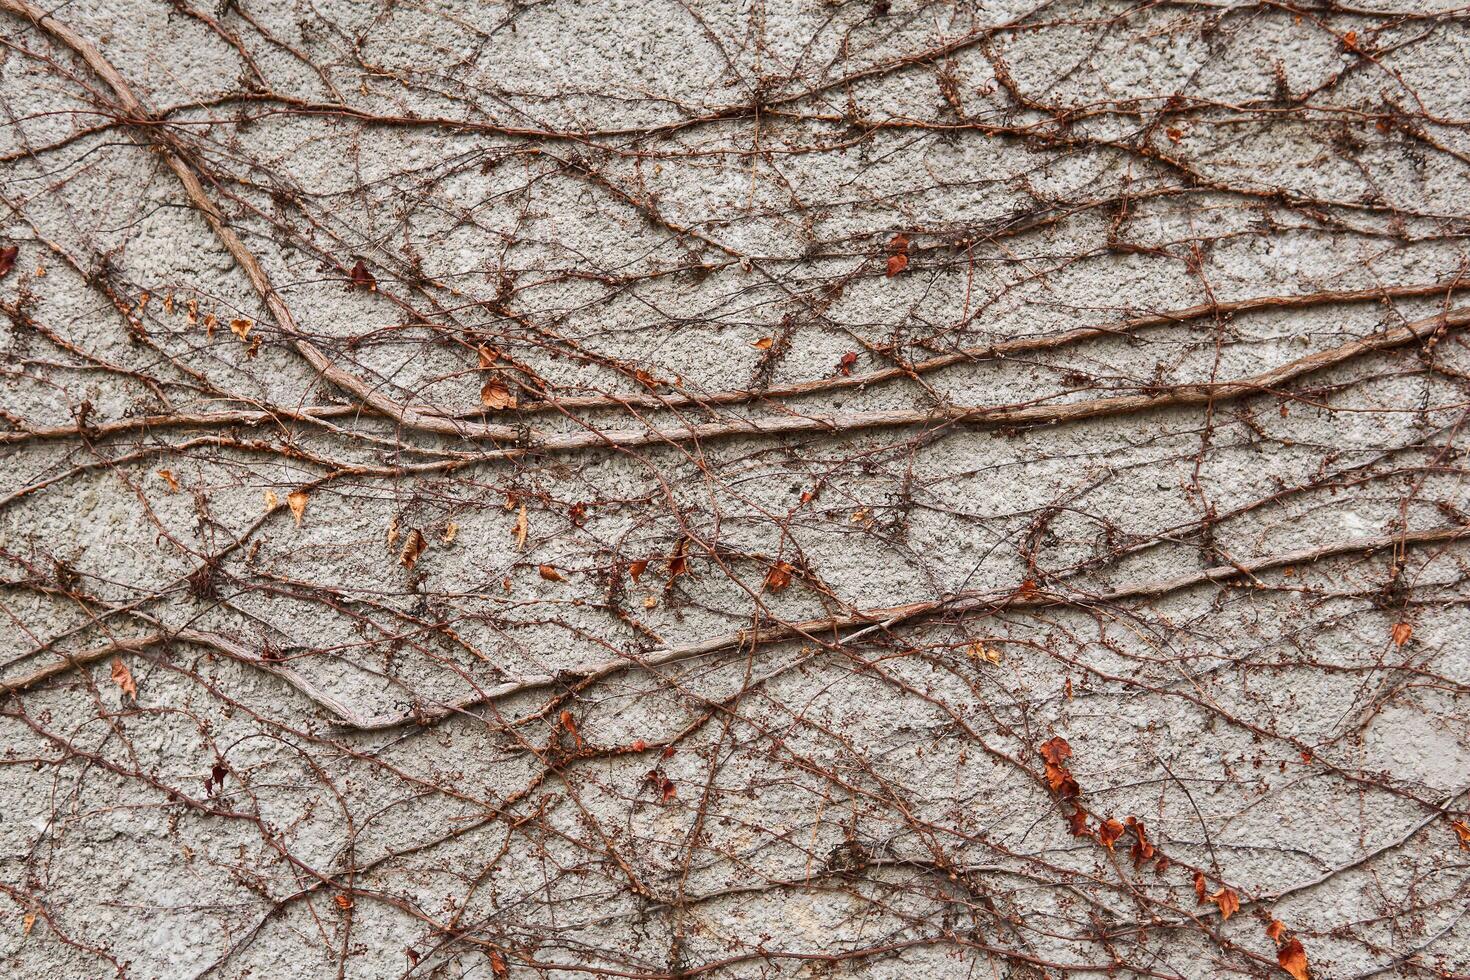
[2,1,1470,978]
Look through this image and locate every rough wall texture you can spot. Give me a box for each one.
[2,1,1470,978]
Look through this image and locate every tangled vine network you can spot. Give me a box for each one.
[4,0,1470,977]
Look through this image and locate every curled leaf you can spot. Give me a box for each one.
[229,318,253,341]
[752,336,773,350]
[400,528,428,569]
[0,244,19,278]
[560,710,582,748]
[513,503,528,551]
[157,469,179,493]
[538,564,564,582]
[1451,819,1470,850]
[1097,818,1124,849]
[110,656,137,699]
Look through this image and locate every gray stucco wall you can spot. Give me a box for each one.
[2,1,1469,977]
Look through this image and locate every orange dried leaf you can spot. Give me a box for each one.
[286,491,308,526]
[1451,819,1470,850]
[1126,816,1156,866]
[539,564,564,582]
[886,253,909,277]
[1043,761,1079,799]
[1266,919,1286,943]
[22,912,36,935]
[1067,806,1092,838]
[752,336,773,350]
[334,893,354,910]
[629,559,648,582]
[560,710,582,748]
[1391,622,1412,646]
[157,469,179,493]
[513,503,528,551]
[1098,818,1124,849]
[489,950,509,978]
[1278,937,1310,980]
[836,351,858,376]
[229,318,253,341]
[1208,886,1240,921]
[110,657,137,699]
[1039,737,1072,766]
[764,561,794,593]
[481,378,517,410]
[400,528,428,570]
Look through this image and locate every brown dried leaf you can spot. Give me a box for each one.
[347,259,376,291]
[886,252,909,277]
[668,537,690,579]
[157,469,179,493]
[229,318,253,340]
[1452,819,1470,850]
[538,564,564,582]
[629,559,648,582]
[1097,818,1124,849]
[752,336,773,350]
[481,378,517,410]
[110,656,137,699]
[400,528,428,569]
[286,491,308,526]
[1266,919,1286,943]
[334,893,354,910]
[1278,938,1310,980]
[836,350,858,376]
[0,244,17,278]
[1391,622,1412,646]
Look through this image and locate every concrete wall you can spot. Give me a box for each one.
[2,0,1468,977]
